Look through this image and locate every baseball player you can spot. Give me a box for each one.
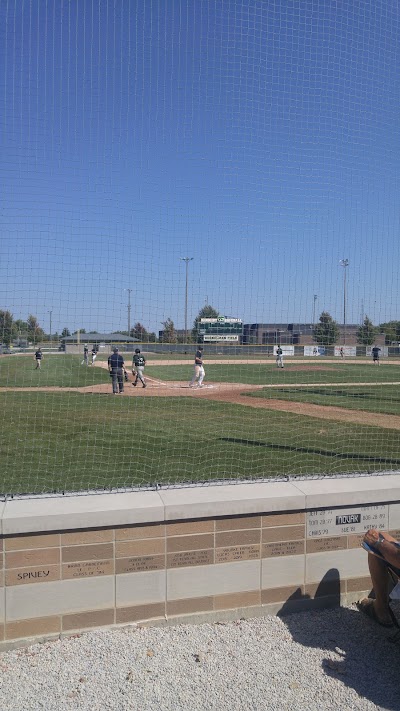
[34,348,43,369]
[81,344,89,365]
[91,345,98,365]
[372,345,381,365]
[189,346,205,387]
[132,348,146,388]
[107,347,125,394]
[276,346,284,368]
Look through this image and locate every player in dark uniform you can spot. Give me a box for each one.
[108,347,125,394]
[34,348,43,369]
[81,344,89,365]
[132,348,146,388]
[372,346,381,365]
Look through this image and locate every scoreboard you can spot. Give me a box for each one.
[197,317,243,343]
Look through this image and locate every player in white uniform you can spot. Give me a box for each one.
[189,347,205,387]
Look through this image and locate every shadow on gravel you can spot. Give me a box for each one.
[278,570,399,710]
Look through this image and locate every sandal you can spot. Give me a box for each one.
[356,599,394,628]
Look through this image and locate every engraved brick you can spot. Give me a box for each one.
[6,549,60,569]
[166,597,213,616]
[115,524,165,541]
[262,513,305,527]
[389,530,400,540]
[167,534,214,554]
[215,516,261,532]
[347,534,365,550]
[62,543,114,563]
[0,539,3,552]
[214,590,260,610]
[0,571,3,587]
[262,525,304,543]
[115,539,165,558]
[167,550,214,569]
[6,616,61,640]
[61,530,114,545]
[116,603,165,624]
[62,560,114,580]
[346,576,372,593]
[63,609,115,631]
[5,534,60,551]
[306,536,347,554]
[215,530,260,548]
[166,521,214,536]
[262,540,304,558]
[215,545,260,564]
[261,585,304,604]
[6,564,60,586]
[116,556,165,574]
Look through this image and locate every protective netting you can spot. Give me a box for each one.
[1,0,400,496]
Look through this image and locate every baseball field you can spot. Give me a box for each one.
[1,353,400,495]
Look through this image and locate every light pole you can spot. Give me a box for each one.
[179,257,193,343]
[48,310,52,347]
[339,259,349,346]
[312,294,318,326]
[124,289,132,336]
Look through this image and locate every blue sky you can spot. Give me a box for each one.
[1,0,400,335]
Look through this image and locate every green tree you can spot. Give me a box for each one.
[0,310,15,346]
[313,311,339,346]
[131,322,148,340]
[192,305,219,342]
[379,320,400,345]
[61,327,71,337]
[160,318,177,343]
[356,316,377,345]
[27,315,45,345]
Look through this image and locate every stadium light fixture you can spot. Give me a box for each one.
[339,259,349,345]
[179,257,194,344]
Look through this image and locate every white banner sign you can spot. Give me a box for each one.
[334,346,357,357]
[203,335,239,342]
[304,346,324,356]
[273,346,294,356]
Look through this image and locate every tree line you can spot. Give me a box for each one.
[0,307,396,347]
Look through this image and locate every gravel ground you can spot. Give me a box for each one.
[0,604,399,711]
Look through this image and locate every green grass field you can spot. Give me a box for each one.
[245,385,400,416]
[147,362,400,385]
[0,355,109,387]
[1,392,400,495]
[2,355,400,495]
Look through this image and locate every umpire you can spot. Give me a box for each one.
[108,347,125,394]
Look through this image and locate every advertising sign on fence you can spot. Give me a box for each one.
[273,345,295,356]
[304,346,325,356]
[334,346,357,357]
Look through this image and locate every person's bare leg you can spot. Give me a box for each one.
[368,553,392,624]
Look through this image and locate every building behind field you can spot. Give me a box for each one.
[242,323,386,347]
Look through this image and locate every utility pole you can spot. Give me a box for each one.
[312,295,318,326]
[179,257,193,343]
[339,259,349,346]
[48,310,52,347]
